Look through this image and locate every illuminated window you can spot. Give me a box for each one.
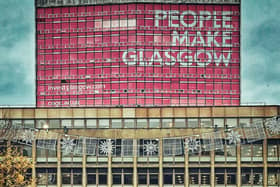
[189,168,210,185]
[241,168,263,185]
[268,168,280,186]
[62,168,82,185]
[163,168,184,185]
[37,168,57,185]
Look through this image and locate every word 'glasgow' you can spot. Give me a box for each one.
[122,49,232,67]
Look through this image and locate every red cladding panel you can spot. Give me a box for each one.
[36,4,240,107]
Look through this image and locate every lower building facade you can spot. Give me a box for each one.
[0,106,280,187]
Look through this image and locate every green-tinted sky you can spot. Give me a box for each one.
[0,0,279,106]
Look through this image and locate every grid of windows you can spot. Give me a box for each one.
[10,117,263,129]
[36,3,240,107]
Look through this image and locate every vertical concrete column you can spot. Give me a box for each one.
[159,138,163,187]
[82,138,87,187]
[210,150,215,187]
[263,139,268,187]
[133,139,138,187]
[237,143,241,187]
[107,148,112,187]
[32,140,36,187]
[57,136,62,187]
[184,149,189,187]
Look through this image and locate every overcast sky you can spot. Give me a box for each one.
[0,0,279,106]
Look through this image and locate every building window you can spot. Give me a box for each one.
[124,119,134,128]
[226,118,237,128]
[138,139,159,156]
[174,119,186,128]
[188,118,198,128]
[36,168,57,185]
[87,168,108,185]
[241,168,263,185]
[62,168,82,185]
[86,119,97,128]
[201,118,212,128]
[138,168,159,185]
[149,119,160,128]
[99,119,109,128]
[268,168,280,186]
[241,142,263,161]
[37,148,57,159]
[214,118,224,128]
[268,139,280,161]
[239,118,250,128]
[189,168,210,185]
[112,168,133,185]
[162,119,173,128]
[87,168,96,184]
[137,119,148,128]
[61,119,72,128]
[215,168,236,185]
[73,119,84,128]
[163,168,184,185]
[112,119,122,128]
[163,138,184,156]
[98,168,107,185]
[49,119,60,128]
[23,120,35,128]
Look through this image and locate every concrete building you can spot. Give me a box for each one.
[1,0,280,187]
[0,106,280,186]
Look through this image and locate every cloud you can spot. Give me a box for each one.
[241,0,280,105]
[0,0,35,105]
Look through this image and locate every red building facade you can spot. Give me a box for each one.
[36,0,240,107]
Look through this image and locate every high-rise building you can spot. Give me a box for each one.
[36,0,240,107]
[0,1,279,187]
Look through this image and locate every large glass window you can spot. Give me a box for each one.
[239,118,250,128]
[61,119,72,128]
[163,168,184,185]
[241,168,263,185]
[138,139,159,156]
[112,168,133,185]
[268,139,280,160]
[201,118,212,128]
[138,168,159,185]
[86,119,97,128]
[62,168,82,185]
[241,142,263,161]
[23,120,35,128]
[73,119,84,128]
[37,168,57,185]
[268,168,280,186]
[87,168,96,184]
[215,168,236,185]
[49,119,60,128]
[149,119,160,128]
[189,168,210,185]
[162,119,173,128]
[99,119,109,128]
[124,119,134,128]
[98,168,108,185]
[188,118,198,128]
[137,119,148,128]
[226,118,237,128]
[174,119,186,128]
[163,138,184,156]
[112,119,122,128]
